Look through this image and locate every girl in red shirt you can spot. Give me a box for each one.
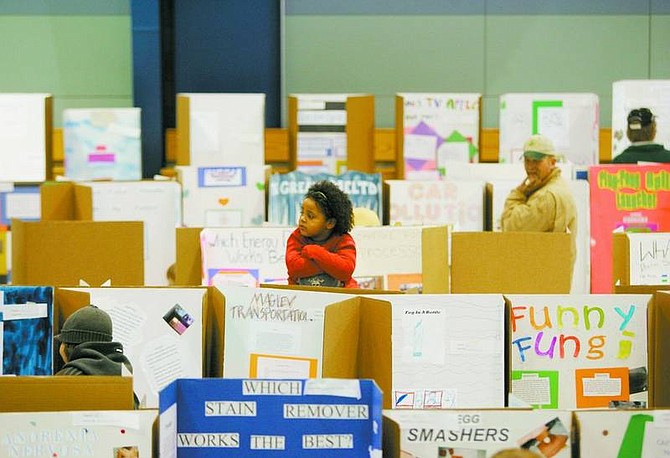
[285,180,358,288]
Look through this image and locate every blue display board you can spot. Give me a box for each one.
[160,378,382,457]
[0,286,53,375]
[268,171,382,226]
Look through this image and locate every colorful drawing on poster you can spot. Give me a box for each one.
[249,353,318,379]
[518,416,569,458]
[208,268,260,288]
[575,367,630,408]
[162,304,194,335]
[393,391,416,409]
[511,371,559,409]
[387,273,422,293]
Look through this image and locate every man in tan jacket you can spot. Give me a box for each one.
[501,134,577,267]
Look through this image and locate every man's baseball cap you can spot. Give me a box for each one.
[627,108,654,130]
[523,134,556,160]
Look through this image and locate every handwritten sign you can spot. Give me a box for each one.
[627,232,670,285]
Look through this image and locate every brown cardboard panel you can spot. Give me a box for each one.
[421,225,450,294]
[288,96,298,170]
[40,182,75,220]
[205,286,225,378]
[615,285,670,294]
[0,376,134,412]
[651,292,670,407]
[382,414,402,458]
[11,219,144,286]
[612,233,629,287]
[358,297,393,409]
[346,95,375,173]
[53,288,93,372]
[322,297,361,379]
[176,95,191,165]
[451,232,572,294]
[175,227,203,286]
[395,95,405,180]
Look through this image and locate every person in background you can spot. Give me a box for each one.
[285,180,358,288]
[501,134,577,268]
[612,107,670,163]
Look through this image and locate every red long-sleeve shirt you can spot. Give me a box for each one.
[285,228,358,288]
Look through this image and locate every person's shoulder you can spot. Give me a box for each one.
[56,365,84,376]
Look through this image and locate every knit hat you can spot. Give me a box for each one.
[628,108,654,130]
[55,305,113,345]
[523,134,557,160]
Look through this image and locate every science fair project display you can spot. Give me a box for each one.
[589,164,670,293]
[176,93,265,167]
[624,232,670,286]
[0,409,157,457]
[0,286,52,375]
[0,93,52,183]
[371,294,505,409]
[268,170,382,226]
[611,79,670,160]
[177,164,267,227]
[396,93,481,180]
[576,409,670,457]
[383,409,573,458]
[0,184,40,226]
[507,294,650,410]
[160,378,382,457]
[499,93,599,165]
[60,287,207,409]
[63,108,142,181]
[217,285,352,379]
[386,179,485,230]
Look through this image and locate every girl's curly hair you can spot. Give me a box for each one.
[305,180,354,235]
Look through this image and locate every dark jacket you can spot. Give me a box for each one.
[56,341,132,376]
[612,143,670,163]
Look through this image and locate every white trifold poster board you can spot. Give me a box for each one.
[176,164,267,227]
[576,409,670,458]
[82,180,182,285]
[67,287,206,409]
[218,285,350,379]
[398,93,481,180]
[373,294,505,409]
[627,232,670,285]
[179,93,265,167]
[499,93,599,165]
[488,178,590,294]
[611,79,670,159]
[508,294,649,410]
[386,179,485,230]
[200,227,294,287]
[0,410,157,457]
[384,409,573,457]
[294,93,348,174]
[0,93,50,182]
[63,108,142,181]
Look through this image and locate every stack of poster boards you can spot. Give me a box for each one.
[499,93,599,165]
[384,409,573,457]
[63,108,142,180]
[385,179,485,230]
[59,287,210,409]
[0,93,52,183]
[0,410,157,457]
[508,294,650,410]
[159,378,382,457]
[397,93,481,180]
[611,79,670,160]
[0,286,53,375]
[268,170,383,226]
[176,93,265,167]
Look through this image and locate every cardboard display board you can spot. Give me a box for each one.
[268,170,383,226]
[386,179,485,230]
[11,220,144,287]
[0,93,52,183]
[59,287,213,409]
[63,108,142,180]
[383,409,573,458]
[576,409,670,457]
[176,93,265,167]
[289,94,375,174]
[177,164,267,227]
[396,93,481,180]
[372,294,505,409]
[589,164,670,293]
[0,376,135,412]
[0,230,8,283]
[611,79,670,160]
[0,409,156,457]
[0,184,40,226]
[160,378,382,457]
[499,92,599,165]
[0,286,52,375]
[507,294,650,410]
[451,232,573,294]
